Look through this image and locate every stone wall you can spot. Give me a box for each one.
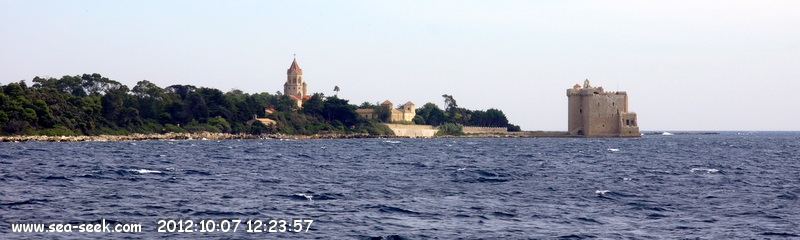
[462,126,507,134]
[383,123,437,138]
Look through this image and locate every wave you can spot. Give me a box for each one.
[377,205,421,215]
[290,193,314,201]
[2,198,49,206]
[690,167,719,173]
[129,169,163,174]
[183,169,212,175]
[43,175,73,181]
[557,234,598,239]
[358,234,412,240]
[762,232,800,237]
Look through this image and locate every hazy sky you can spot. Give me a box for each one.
[2,1,798,131]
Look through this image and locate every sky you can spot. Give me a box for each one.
[1,0,798,131]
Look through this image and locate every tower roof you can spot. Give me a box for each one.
[287,58,302,74]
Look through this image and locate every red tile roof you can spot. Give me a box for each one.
[287,58,302,74]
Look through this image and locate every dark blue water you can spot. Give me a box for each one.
[2,133,799,239]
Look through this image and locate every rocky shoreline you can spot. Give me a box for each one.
[0,132,394,142]
[0,131,580,142]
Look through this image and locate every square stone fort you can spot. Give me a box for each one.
[567,79,640,137]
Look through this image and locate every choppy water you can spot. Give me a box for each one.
[1,133,799,239]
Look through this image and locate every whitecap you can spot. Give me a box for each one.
[662,132,674,135]
[595,190,609,195]
[607,148,620,152]
[623,177,632,181]
[383,140,400,144]
[131,169,162,174]
[457,167,466,171]
[297,193,313,201]
[690,168,719,173]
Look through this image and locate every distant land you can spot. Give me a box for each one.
[0,73,519,138]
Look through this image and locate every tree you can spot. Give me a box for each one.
[415,102,446,126]
[322,96,358,126]
[358,101,374,109]
[2,73,519,136]
[484,108,509,127]
[412,115,425,124]
[167,84,196,100]
[442,94,457,111]
[197,87,232,119]
[186,92,209,122]
[468,108,508,127]
[132,80,165,120]
[208,116,231,133]
[301,93,325,118]
[100,85,129,125]
[375,102,391,123]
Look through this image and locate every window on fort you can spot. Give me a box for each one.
[579,109,582,113]
[626,119,630,125]
[612,102,615,106]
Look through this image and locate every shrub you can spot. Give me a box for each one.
[36,126,77,136]
[163,124,186,133]
[436,122,464,136]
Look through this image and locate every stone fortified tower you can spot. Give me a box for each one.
[284,58,308,108]
[567,79,639,137]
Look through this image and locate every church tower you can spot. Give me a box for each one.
[283,58,308,107]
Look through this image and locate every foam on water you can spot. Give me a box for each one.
[129,169,162,174]
[690,167,720,173]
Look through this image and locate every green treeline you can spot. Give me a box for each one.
[0,73,519,136]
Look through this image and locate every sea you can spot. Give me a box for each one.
[1,132,799,239]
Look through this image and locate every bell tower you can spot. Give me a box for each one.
[283,57,307,107]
